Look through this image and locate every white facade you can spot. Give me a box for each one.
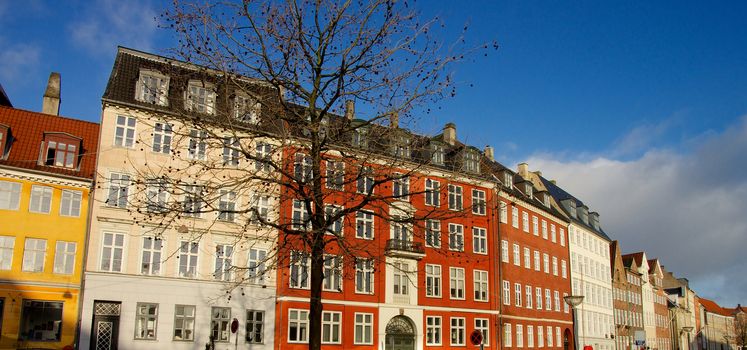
[569,222,615,350]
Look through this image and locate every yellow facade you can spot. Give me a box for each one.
[0,168,90,350]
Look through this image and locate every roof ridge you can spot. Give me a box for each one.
[0,105,98,125]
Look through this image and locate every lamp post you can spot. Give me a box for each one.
[682,326,694,350]
[565,295,585,350]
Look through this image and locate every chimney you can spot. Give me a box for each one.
[344,100,355,120]
[484,145,494,161]
[42,72,61,115]
[443,123,456,145]
[390,111,399,128]
[517,162,529,178]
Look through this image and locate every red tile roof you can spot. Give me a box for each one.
[699,297,732,317]
[0,106,99,180]
[623,252,646,267]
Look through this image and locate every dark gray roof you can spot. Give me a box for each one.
[540,176,612,241]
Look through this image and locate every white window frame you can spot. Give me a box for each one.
[475,318,490,345]
[522,212,529,232]
[534,250,541,271]
[449,267,465,300]
[29,185,53,214]
[355,258,374,294]
[136,69,169,106]
[178,241,199,278]
[538,324,544,347]
[536,287,543,310]
[502,280,511,305]
[517,324,524,348]
[107,173,130,208]
[356,210,374,239]
[114,115,136,148]
[474,270,489,302]
[545,289,552,311]
[425,264,442,298]
[173,304,195,341]
[515,282,522,306]
[245,309,264,344]
[472,189,486,215]
[526,285,533,309]
[450,317,466,346]
[100,232,125,272]
[424,179,440,207]
[504,323,512,347]
[322,255,343,292]
[0,236,14,270]
[513,243,520,266]
[247,248,268,284]
[22,238,46,272]
[512,206,519,228]
[527,325,534,348]
[59,189,82,217]
[53,241,76,275]
[321,311,342,344]
[354,313,374,345]
[448,223,464,251]
[134,302,159,340]
[447,184,463,211]
[501,240,509,263]
[214,244,234,281]
[289,251,310,289]
[472,227,487,254]
[325,160,344,190]
[187,129,207,160]
[524,247,531,268]
[425,219,441,248]
[141,236,163,276]
[426,316,442,346]
[152,121,173,154]
[186,80,216,114]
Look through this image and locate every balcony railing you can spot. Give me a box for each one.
[386,239,425,258]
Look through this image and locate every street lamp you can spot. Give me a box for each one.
[565,295,585,350]
[682,326,694,350]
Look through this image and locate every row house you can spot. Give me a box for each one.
[610,241,644,350]
[540,174,616,350]
[698,298,736,350]
[664,270,699,350]
[79,48,279,350]
[494,164,575,350]
[649,259,672,350]
[274,121,499,350]
[0,74,99,349]
[623,253,657,350]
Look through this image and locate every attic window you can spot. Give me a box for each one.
[463,150,480,173]
[352,128,368,149]
[392,134,411,158]
[0,124,7,158]
[234,93,260,124]
[41,133,81,169]
[503,171,513,189]
[186,80,216,115]
[136,69,169,106]
[430,143,444,165]
[543,193,550,207]
[525,183,533,199]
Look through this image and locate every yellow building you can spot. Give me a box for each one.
[0,77,99,349]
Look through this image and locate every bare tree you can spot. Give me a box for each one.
[106,1,495,348]
[734,310,747,350]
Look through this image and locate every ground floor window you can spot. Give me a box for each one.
[211,307,231,342]
[19,300,63,341]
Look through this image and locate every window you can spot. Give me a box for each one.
[501,240,509,262]
[352,128,368,148]
[537,325,544,347]
[356,210,374,239]
[288,309,309,342]
[247,248,267,284]
[527,325,534,348]
[321,311,342,344]
[472,227,487,254]
[556,327,562,347]
[152,122,172,154]
[218,190,237,222]
[290,251,310,289]
[141,237,162,275]
[522,212,529,232]
[294,153,313,182]
[173,305,195,341]
[392,174,409,200]
[19,300,63,341]
[255,142,272,171]
[551,224,557,243]
[472,189,486,215]
[502,280,510,305]
[526,285,533,309]
[426,316,442,345]
[515,283,522,306]
[392,134,411,158]
[543,253,550,273]
[475,318,489,345]
[135,303,158,340]
[517,324,524,347]
[536,287,543,309]
[534,251,540,271]
[545,289,552,310]
[474,270,489,301]
[354,313,374,345]
[450,317,466,346]
[214,244,233,281]
[292,200,311,231]
[136,70,169,105]
[356,166,374,194]
[323,255,342,292]
[512,207,519,228]
[553,256,558,276]
[533,216,539,235]
[186,81,216,114]
[58,190,82,217]
[430,143,445,165]
[250,195,270,224]
[178,241,199,278]
[211,307,231,342]
[22,238,46,272]
[500,202,508,223]
[43,136,79,168]
[325,160,344,190]
[449,267,465,299]
[393,262,409,297]
[463,150,480,173]
[448,184,463,210]
[107,173,130,208]
[425,264,442,297]
[100,232,124,272]
[391,219,411,242]
[554,291,561,311]
[234,94,261,123]
[424,179,440,206]
[504,323,512,347]
[114,115,136,148]
[513,243,521,265]
[546,326,553,347]
[425,220,441,248]
[0,236,13,270]
[187,129,207,160]
[223,137,240,166]
[182,185,203,218]
[542,220,548,239]
[324,205,343,235]
[0,181,21,210]
[560,228,566,246]
[145,179,168,213]
[53,241,76,274]
[29,185,52,214]
[448,223,464,251]
[524,247,531,268]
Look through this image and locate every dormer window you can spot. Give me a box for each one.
[392,134,410,158]
[186,80,216,115]
[0,124,8,159]
[136,69,169,106]
[430,143,444,165]
[503,171,513,189]
[234,93,261,124]
[352,128,368,149]
[524,183,533,199]
[41,132,81,169]
[542,193,550,207]
[463,150,480,173]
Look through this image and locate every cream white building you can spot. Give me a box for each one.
[79,48,278,350]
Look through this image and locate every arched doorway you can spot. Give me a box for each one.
[385,315,415,350]
[564,328,573,350]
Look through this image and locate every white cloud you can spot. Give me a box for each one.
[527,116,747,306]
[0,41,41,83]
[68,0,159,56]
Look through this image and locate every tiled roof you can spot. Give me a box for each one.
[0,106,99,179]
[699,298,732,317]
[623,252,646,268]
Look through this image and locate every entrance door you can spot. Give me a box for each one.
[91,301,121,350]
[385,316,415,350]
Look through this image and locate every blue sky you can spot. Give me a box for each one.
[2,1,747,305]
